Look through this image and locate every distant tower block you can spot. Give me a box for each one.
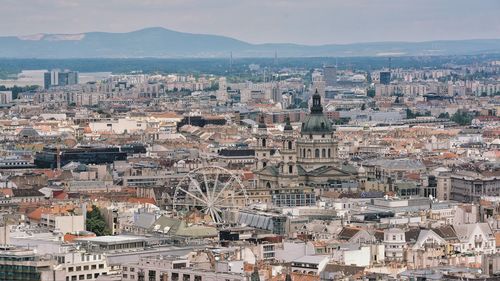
[380,71,391,85]
[324,66,337,87]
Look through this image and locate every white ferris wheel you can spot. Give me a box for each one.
[172,166,248,223]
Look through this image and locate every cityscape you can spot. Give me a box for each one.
[0,1,500,281]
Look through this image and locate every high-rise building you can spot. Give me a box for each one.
[324,66,337,87]
[43,70,79,89]
[43,72,51,90]
[380,71,391,85]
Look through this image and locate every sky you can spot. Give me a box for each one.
[1,0,500,45]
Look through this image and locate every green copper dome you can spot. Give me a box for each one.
[301,90,333,134]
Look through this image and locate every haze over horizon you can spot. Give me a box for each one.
[2,0,500,45]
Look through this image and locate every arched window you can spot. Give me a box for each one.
[266,182,271,189]
[322,149,326,158]
[263,162,267,167]
[307,149,311,158]
[262,139,266,147]
[288,165,293,174]
[328,148,331,158]
[315,149,320,158]
[288,141,292,150]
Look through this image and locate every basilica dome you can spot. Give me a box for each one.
[301,90,333,135]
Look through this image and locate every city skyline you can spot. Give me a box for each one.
[1,0,500,45]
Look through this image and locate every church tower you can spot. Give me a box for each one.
[281,116,297,176]
[254,114,271,170]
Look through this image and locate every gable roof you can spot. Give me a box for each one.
[432,225,458,241]
[405,228,421,243]
[322,263,365,276]
[12,188,45,198]
[453,223,493,242]
[338,227,361,241]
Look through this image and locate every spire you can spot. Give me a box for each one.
[258,113,267,129]
[284,115,293,131]
[250,266,260,281]
[310,89,323,114]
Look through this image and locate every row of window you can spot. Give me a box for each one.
[300,148,332,159]
[68,264,104,272]
[67,272,106,281]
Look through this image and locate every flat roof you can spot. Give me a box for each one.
[76,235,146,244]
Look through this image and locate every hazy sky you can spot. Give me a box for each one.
[2,0,500,45]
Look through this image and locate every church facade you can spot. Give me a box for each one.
[253,91,360,205]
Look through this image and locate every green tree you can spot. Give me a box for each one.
[0,85,39,99]
[367,89,376,98]
[406,108,415,119]
[451,111,473,126]
[438,112,450,119]
[86,206,111,236]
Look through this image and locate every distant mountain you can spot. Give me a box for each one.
[0,27,499,58]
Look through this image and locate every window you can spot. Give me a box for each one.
[91,265,96,270]
[322,149,326,158]
[84,266,89,270]
[288,141,292,150]
[69,267,74,272]
[99,264,104,269]
[79,275,84,280]
[315,149,320,158]
[87,274,92,279]
[76,266,81,271]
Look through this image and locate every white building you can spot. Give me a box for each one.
[41,214,85,234]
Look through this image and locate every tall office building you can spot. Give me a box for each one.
[324,66,337,87]
[380,71,391,85]
[44,70,79,89]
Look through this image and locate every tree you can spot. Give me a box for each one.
[86,206,111,236]
[451,111,473,126]
[438,112,450,119]
[0,85,39,99]
[406,108,415,119]
[367,89,376,98]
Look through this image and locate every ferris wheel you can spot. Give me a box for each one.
[172,166,248,223]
